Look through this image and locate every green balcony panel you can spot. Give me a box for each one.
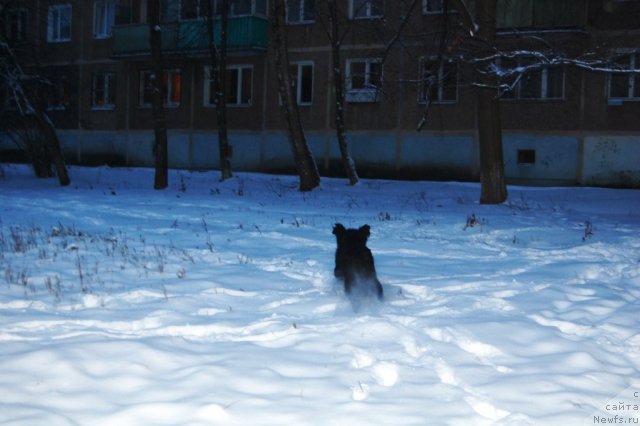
[112,16,267,57]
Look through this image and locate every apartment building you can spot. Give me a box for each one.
[1,0,639,186]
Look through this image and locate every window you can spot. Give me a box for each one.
[46,77,70,111]
[517,149,536,166]
[608,53,640,101]
[226,65,253,105]
[350,0,383,19]
[286,0,315,24]
[500,58,564,100]
[47,4,72,42]
[290,62,314,105]
[423,0,443,14]
[94,0,116,38]
[203,66,217,106]
[140,69,182,107]
[3,8,27,44]
[418,58,457,103]
[213,0,267,16]
[161,0,180,21]
[346,58,382,102]
[92,73,116,109]
[204,65,253,106]
[181,0,206,19]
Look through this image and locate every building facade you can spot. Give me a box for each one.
[1,0,639,186]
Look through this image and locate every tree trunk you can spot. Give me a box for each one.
[35,112,70,186]
[148,0,169,190]
[328,0,359,185]
[270,0,320,192]
[475,0,507,204]
[211,0,233,181]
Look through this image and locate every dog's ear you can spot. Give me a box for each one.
[358,224,371,241]
[333,223,346,236]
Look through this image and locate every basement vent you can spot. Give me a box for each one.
[517,149,536,166]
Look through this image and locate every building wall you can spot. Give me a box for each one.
[1,0,640,187]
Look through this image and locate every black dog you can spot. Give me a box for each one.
[332,223,383,302]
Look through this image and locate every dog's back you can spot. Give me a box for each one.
[333,223,383,300]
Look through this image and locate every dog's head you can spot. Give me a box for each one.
[333,223,371,248]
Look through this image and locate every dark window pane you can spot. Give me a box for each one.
[520,69,542,99]
[233,0,252,15]
[170,71,181,104]
[226,69,239,104]
[303,0,315,21]
[546,66,564,99]
[441,62,457,101]
[370,0,383,16]
[300,64,313,103]
[369,62,381,88]
[287,0,301,22]
[610,74,630,98]
[425,0,443,13]
[241,67,252,104]
[181,0,199,19]
[255,0,267,15]
[350,62,366,89]
[352,0,367,17]
[107,74,116,104]
[609,55,631,98]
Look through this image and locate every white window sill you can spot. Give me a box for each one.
[346,90,380,103]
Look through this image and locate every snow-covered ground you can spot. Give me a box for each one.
[0,164,639,425]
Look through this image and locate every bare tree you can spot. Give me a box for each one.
[147,0,169,189]
[316,0,359,185]
[270,0,320,191]
[0,1,70,186]
[204,0,232,181]
[415,0,506,203]
[473,0,507,204]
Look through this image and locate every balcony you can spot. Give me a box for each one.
[464,0,584,29]
[496,0,584,29]
[112,16,268,57]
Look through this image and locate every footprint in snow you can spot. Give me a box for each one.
[424,327,512,373]
[349,349,399,401]
[350,349,375,369]
[351,382,370,401]
[372,362,399,387]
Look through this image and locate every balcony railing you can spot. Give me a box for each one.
[496,0,583,29]
[462,0,585,29]
[112,16,268,57]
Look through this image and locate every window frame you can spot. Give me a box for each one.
[139,69,182,108]
[418,58,458,104]
[93,0,117,39]
[46,76,71,111]
[3,7,28,44]
[608,52,640,103]
[286,0,315,24]
[92,72,116,110]
[204,64,253,107]
[346,58,383,103]
[289,61,314,105]
[349,0,384,20]
[500,59,565,101]
[47,4,72,43]
[213,0,268,17]
[422,0,443,14]
[180,0,203,20]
